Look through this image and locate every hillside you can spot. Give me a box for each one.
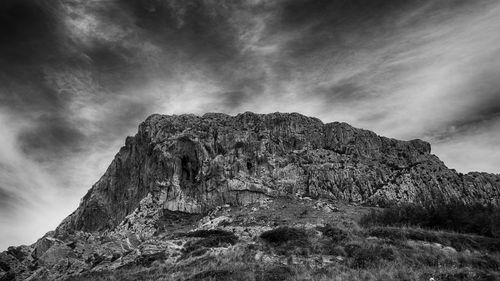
[1,112,499,281]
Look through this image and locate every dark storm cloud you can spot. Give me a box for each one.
[0,0,153,159]
[84,43,145,92]
[0,0,61,64]
[268,0,421,60]
[0,0,64,108]
[117,0,241,69]
[0,0,85,163]
[18,115,86,160]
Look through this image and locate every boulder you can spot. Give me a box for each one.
[38,244,75,267]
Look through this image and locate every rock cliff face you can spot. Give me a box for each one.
[56,112,500,235]
[3,112,500,281]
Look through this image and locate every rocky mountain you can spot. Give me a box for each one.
[57,112,500,233]
[2,112,500,280]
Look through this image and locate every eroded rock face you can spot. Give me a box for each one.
[4,112,499,280]
[56,112,500,235]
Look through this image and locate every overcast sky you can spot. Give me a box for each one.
[1,0,500,249]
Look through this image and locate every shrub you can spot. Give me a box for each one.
[346,242,396,269]
[181,229,236,238]
[183,235,237,250]
[317,224,349,243]
[256,266,294,281]
[260,227,309,247]
[366,226,500,252]
[135,252,168,267]
[179,229,238,250]
[491,208,500,237]
[361,202,500,237]
[260,227,311,256]
[324,245,347,256]
[458,253,500,271]
[365,226,407,241]
[180,229,238,258]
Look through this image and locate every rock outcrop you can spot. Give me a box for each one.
[3,112,500,280]
[56,112,500,235]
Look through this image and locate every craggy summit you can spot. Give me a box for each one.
[59,112,499,234]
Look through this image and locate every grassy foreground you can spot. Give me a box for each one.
[63,201,500,281]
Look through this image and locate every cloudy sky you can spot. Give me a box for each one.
[1,0,500,249]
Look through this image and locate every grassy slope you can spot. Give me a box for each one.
[63,199,500,281]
